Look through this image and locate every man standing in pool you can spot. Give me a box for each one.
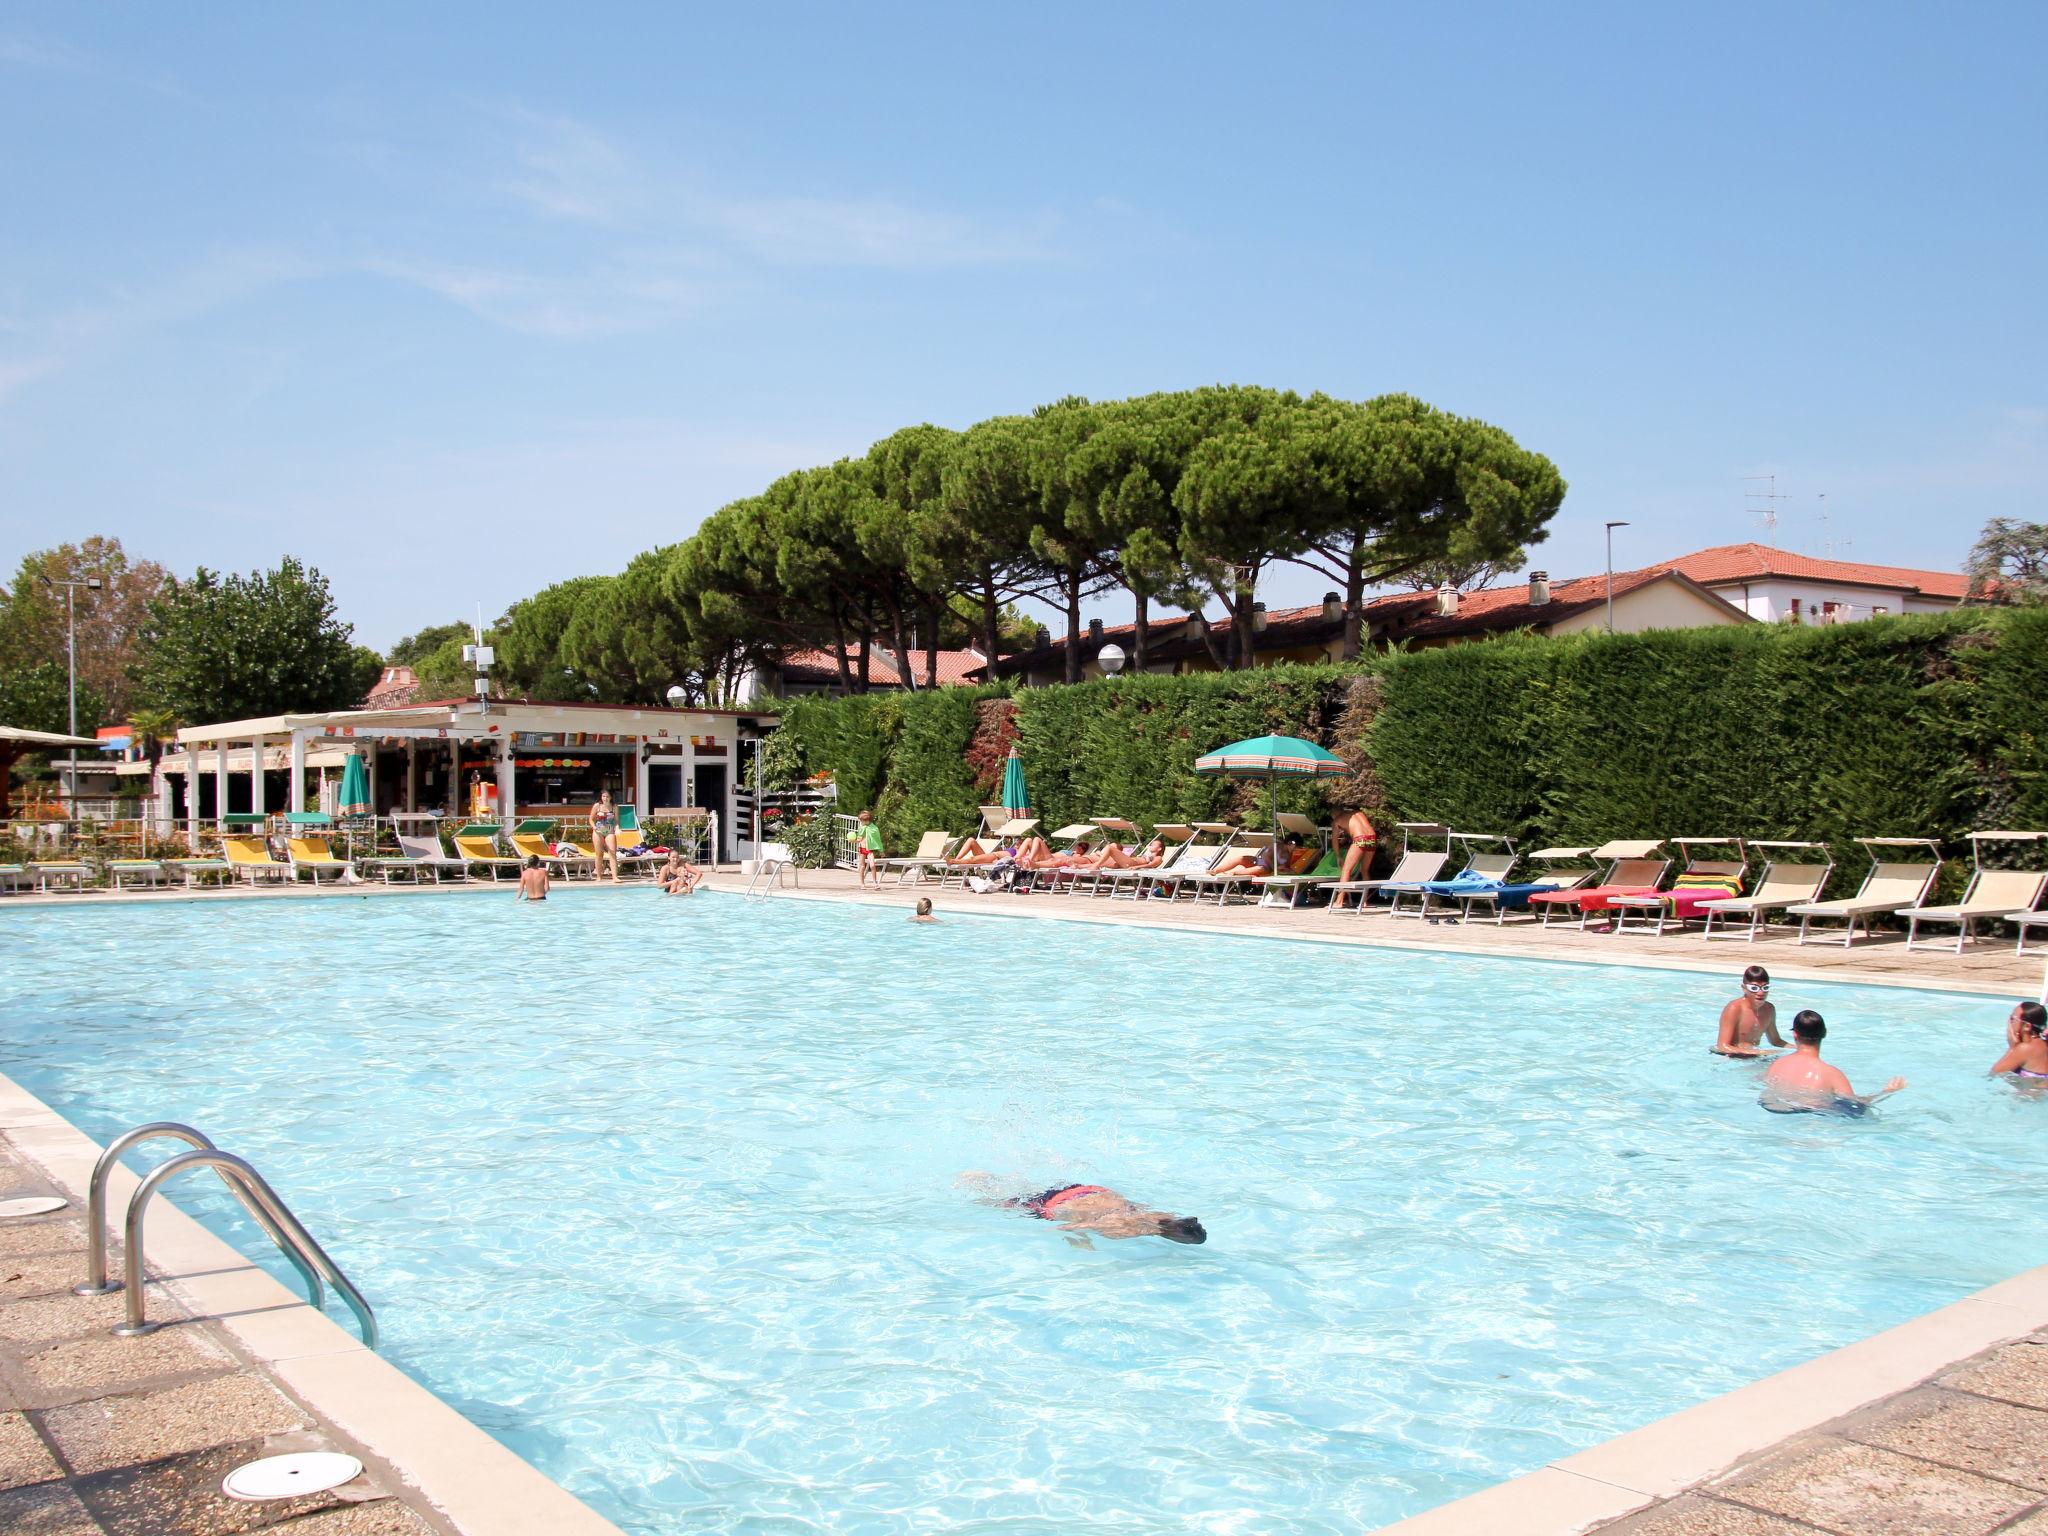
[516,855,550,902]
[1761,1011,1905,1114]
[958,1172,1206,1244]
[1714,965,1787,1056]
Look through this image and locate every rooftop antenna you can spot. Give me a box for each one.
[462,603,494,706]
[1817,492,1850,559]
[1743,474,1787,537]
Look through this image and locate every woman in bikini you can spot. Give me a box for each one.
[590,791,620,883]
[1991,1001,2048,1079]
[1330,810,1378,910]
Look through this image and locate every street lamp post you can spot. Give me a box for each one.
[39,574,103,812]
[1603,522,1630,633]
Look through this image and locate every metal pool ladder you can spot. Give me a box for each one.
[73,1122,378,1347]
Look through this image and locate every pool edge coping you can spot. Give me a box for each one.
[1371,1263,2048,1535]
[0,1069,626,1536]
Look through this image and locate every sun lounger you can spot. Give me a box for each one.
[1435,847,1601,924]
[1900,831,2048,953]
[611,805,664,875]
[1610,838,1748,936]
[2014,912,2048,955]
[163,858,232,888]
[223,835,292,885]
[1018,824,1110,893]
[1178,832,1279,905]
[453,824,523,881]
[1245,814,1334,907]
[107,859,168,891]
[884,831,958,885]
[0,864,32,896]
[287,835,353,884]
[1787,837,1943,947]
[1096,824,1196,899]
[1391,834,1516,919]
[1132,839,1225,900]
[509,819,595,878]
[1527,840,1671,928]
[27,861,91,893]
[1317,822,1449,912]
[936,818,1038,887]
[1692,842,1833,941]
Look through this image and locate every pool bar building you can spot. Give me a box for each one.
[133,699,781,860]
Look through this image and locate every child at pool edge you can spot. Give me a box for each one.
[855,810,883,888]
[657,850,699,895]
[911,897,936,923]
[516,856,549,902]
[1761,1011,1905,1110]
[1990,1001,2048,1078]
[1714,965,1787,1056]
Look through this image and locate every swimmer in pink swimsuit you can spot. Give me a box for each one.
[959,1173,1206,1243]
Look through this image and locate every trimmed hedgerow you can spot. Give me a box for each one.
[768,611,2048,899]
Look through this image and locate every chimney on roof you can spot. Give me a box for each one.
[1321,591,1341,623]
[1252,602,1268,633]
[1528,571,1550,607]
[1436,587,1460,617]
[1087,617,1103,642]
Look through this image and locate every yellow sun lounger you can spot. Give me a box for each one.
[453,825,523,881]
[287,836,352,884]
[509,819,594,878]
[223,835,291,885]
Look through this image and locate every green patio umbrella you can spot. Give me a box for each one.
[336,750,371,818]
[1193,733,1346,879]
[999,743,1030,817]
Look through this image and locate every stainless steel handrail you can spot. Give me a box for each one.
[73,1122,320,1304]
[113,1148,377,1347]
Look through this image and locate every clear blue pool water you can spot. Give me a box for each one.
[1,890,2040,1533]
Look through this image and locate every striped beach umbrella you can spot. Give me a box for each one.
[337,750,371,818]
[1194,733,1346,876]
[1000,743,1030,815]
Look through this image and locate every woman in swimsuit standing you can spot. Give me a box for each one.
[590,790,620,883]
[1331,809,1378,910]
[1991,1001,2048,1079]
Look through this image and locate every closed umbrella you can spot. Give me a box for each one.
[1193,733,1346,879]
[337,751,371,818]
[1000,743,1030,817]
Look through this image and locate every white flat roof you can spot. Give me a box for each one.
[178,699,778,746]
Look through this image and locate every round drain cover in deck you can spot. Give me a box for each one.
[0,1196,66,1219]
[222,1451,363,1502]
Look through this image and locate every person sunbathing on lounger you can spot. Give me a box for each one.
[1091,837,1165,872]
[1209,838,1296,878]
[1014,836,1077,870]
[958,1172,1206,1244]
[948,837,1014,866]
[1713,965,1786,1057]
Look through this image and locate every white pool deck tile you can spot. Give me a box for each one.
[4,869,2046,1534]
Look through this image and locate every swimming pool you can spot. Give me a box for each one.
[1,891,2040,1533]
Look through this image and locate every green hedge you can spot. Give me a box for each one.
[771,612,2048,902]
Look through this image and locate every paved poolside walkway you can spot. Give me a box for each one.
[775,867,2043,996]
[1588,1327,2048,1536]
[0,1138,445,1536]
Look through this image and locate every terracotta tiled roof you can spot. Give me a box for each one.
[1658,543,1969,601]
[780,646,988,687]
[362,666,420,709]
[1362,567,1698,641]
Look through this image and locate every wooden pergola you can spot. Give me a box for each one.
[0,725,102,821]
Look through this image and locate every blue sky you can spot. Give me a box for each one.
[2,3,2042,649]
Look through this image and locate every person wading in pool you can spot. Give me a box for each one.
[959,1172,1205,1245]
[1714,965,1788,1057]
[1761,1011,1905,1113]
[516,855,550,902]
[1990,1001,2048,1079]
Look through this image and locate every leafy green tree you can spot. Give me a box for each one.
[496,578,607,698]
[559,548,698,704]
[133,558,365,722]
[1022,398,1122,683]
[870,424,960,686]
[0,661,103,737]
[1286,395,1565,659]
[387,621,472,670]
[1965,518,2048,604]
[936,414,1049,669]
[0,536,169,723]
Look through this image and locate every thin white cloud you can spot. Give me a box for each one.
[360,253,715,338]
[497,108,645,227]
[0,32,92,72]
[716,196,1059,269]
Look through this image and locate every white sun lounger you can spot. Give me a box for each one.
[885,831,958,885]
[1787,837,1943,947]
[28,861,91,893]
[1900,831,2048,953]
[1392,833,1516,919]
[1696,842,1834,941]
[1176,831,1276,905]
[107,859,168,891]
[1444,847,1600,924]
[1609,837,1749,937]
[0,864,32,896]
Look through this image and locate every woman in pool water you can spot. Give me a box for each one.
[1714,965,1787,1056]
[959,1172,1205,1244]
[1990,1001,2048,1079]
